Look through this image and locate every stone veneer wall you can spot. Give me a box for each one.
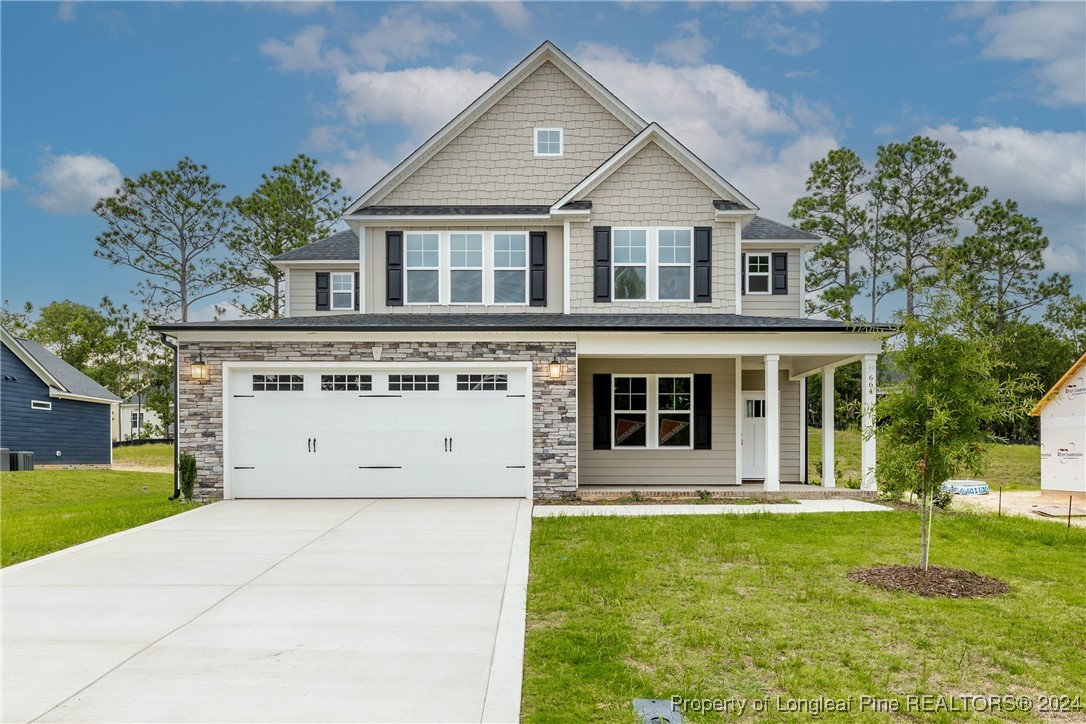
[177,340,577,501]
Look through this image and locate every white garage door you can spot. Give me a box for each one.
[226,365,531,498]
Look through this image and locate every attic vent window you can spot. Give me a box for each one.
[535,128,563,157]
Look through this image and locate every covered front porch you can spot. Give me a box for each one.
[574,330,884,494]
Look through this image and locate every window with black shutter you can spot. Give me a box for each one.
[315,272,330,311]
[386,231,404,306]
[529,231,547,306]
[593,226,611,302]
[693,227,711,303]
[772,252,788,295]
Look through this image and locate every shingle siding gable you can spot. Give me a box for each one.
[380,61,636,206]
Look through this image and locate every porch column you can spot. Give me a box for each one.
[821,367,835,488]
[734,356,743,486]
[861,354,877,491]
[764,354,780,492]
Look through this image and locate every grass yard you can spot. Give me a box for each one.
[1,469,198,567]
[523,511,1086,722]
[807,427,1041,490]
[112,442,175,468]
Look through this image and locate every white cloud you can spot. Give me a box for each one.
[325,144,396,201]
[258,1,333,15]
[187,301,246,323]
[30,153,122,215]
[784,1,828,14]
[336,66,498,139]
[655,19,710,65]
[489,1,532,31]
[747,19,822,56]
[923,124,1086,209]
[1043,242,1085,274]
[975,3,1085,106]
[260,25,328,72]
[56,2,76,22]
[0,169,18,190]
[574,43,838,220]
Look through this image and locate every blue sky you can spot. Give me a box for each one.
[2,1,1084,321]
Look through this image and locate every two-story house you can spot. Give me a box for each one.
[157,42,889,501]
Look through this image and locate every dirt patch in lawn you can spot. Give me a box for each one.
[848,565,1009,599]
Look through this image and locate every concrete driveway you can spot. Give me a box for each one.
[1,499,531,723]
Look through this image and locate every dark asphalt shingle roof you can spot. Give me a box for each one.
[16,338,121,402]
[273,230,358,262]
[353,205,553,216]
[744,217,821,241]
[154,313,893,334]
[713,200,753,211]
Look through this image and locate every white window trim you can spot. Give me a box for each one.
[747,253,772,295]
[404,232,531,307]
[31,400,52,411]
[534,127,563,157]
[329,271,355,310]
[612,374,694,450]
[612,227,694,302]
[448,232,486,306]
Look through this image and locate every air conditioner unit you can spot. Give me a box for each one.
[10,451,34,471]
[0,449,9,472]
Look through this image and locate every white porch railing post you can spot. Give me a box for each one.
[861,354,878,491]
[822,367,836,488]
[734,356,743,487]
[764,354,780,492]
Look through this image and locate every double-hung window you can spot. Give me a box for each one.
[613,229,648,300]
[613,375,694,449]
[330,272,354,310]
[746,254,771,294]
[130,411,144,430]
[449,233,484,304]
[406,233,440,304]
[657,229,692,300]
[613,227,694,301]
[493,233,527,304]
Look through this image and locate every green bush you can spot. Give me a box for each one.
[179,452,196,500]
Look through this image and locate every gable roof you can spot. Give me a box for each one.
[273,230,358,262]
[743,216,821,241]
[345,41,647,215]
[1,327,120,404]
[550,122,758,213]
[1030,351,1086,416]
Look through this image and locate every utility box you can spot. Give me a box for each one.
[0,449,9,472]
[10,451,34,471]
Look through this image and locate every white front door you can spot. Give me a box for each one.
[226,365,531,498]
[741,393,766,480]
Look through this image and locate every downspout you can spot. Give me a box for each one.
[158,333,181,501]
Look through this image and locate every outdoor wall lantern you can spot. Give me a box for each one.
[190,353,209,381]
[548,357,562,380]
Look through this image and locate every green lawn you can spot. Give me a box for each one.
[112,442,174,468]
[1,469,198,567]
[807,427,1041,490]
[523,511,1086,722]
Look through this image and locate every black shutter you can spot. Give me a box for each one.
[315,272,330,311]
[693,227,712,303]
[593,373,612,450]
[386,231,403,306]
[772,252,788,295]
[593,226,611,302]
[354,271,360,311]
[529,231,547,307]
[740,253,747,295]
[693,374,711,450]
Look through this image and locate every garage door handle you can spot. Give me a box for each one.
[313,437,317,453]
[307,437,312,453]
[449,437,453,452]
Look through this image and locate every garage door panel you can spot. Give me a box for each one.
[227,366,530,498]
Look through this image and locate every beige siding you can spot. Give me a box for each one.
[287,264,362,317]
[741,369,804,482]
[741,247,803,318]
[568,142,737,314]
[578,358,738,487]
[363,225,564,314]
[380,61,635,206]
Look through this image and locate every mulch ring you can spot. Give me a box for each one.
[848,565,1009,599]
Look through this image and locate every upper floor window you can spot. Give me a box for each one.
[613,227,694,302]
[746,254,771,294]
[406,233,440,304]
[403,231,530,306]
[330,272,354,310]
[535,128,563,157]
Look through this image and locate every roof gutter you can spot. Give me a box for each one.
[152,322,899,334]
[157,333,182,501]
[342,213,553,222]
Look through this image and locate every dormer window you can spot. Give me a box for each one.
[535,128,563,157]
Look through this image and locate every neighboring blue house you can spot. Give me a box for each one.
[1,326,121,465]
